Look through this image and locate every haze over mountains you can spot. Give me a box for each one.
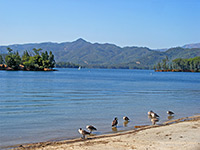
[0,39,200,69]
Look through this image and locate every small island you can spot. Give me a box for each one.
[154,56,200,72]
[0,47,56,71]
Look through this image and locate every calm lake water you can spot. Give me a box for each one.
[0,68,200,148]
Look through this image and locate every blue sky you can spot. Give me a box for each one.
[0,0,199,49]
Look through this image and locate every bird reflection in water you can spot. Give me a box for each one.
[168,116,174,120]
[123,121,129,127]
[112,127,118,132]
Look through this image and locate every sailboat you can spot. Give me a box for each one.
[78,66,81,70]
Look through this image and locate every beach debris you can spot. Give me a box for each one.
[134,125,148,128]
[112,117,118,127]
[86,125,97,133]
[123,116,130,121]
[78,128,90,139]
[167,110,174,116]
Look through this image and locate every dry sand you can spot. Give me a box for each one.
[12,115,200,150]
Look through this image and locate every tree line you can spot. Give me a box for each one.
[155,56,200,72]
[0,48,55,71]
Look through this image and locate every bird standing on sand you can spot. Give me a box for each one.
[123,116,130,121]
[151,118,159,125]
[167,111,174,116]
[86,125,97,133]
[112,117,118,127]
[78,128,90,139]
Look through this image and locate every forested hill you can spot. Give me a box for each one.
[0,39,200,69]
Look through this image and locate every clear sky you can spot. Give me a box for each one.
[0,0,200,49]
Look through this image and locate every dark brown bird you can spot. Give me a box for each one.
[78,128,90,139]
[86,125,97,133]
[112,117,118,127]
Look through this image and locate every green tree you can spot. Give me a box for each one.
[13,51,21,67]
[172,58,183,70]
[5,50,21,70]
[2,48,56,71]
[0,55,4,64]
[193,56,200,71]
[153,65,156,71]
[5,55,15,68]
[156,62,161,70]
[48,51,55,68]
[171,56,200,72]
[23,56,36,70]
[32,48,42,55]
[7,47,13,53]
[161,56,169,70]
[22,50,30,63]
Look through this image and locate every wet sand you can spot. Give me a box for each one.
[12,115,200,150]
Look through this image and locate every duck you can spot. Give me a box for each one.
[112,117,118,127]
[123,116,130,121]
[151,112,159,118]
[78,128,90,139]
[148,110,154,116]
[86,125,97,133]
[167,110,174,116]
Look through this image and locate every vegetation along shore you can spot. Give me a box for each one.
[154,56,200,72]
[0,48,56,71]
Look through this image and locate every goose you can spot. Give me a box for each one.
[78,128,90,139]
[112,117,118,127]
[86,125,97,133]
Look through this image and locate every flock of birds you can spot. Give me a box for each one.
[78,110,174,139]
[148,110,175,125]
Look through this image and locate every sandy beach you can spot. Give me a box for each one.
[11,115,200,150]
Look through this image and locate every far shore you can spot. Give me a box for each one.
[9,115,200,150]
[155,69,200,72]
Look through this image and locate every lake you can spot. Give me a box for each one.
[0,68,200,149]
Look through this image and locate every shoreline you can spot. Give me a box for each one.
[9,115,200,150]
[155,69,200,72]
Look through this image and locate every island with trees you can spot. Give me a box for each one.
[155,56,200,72]
[0,48,56,71]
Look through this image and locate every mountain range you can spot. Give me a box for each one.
[0,39,200,69]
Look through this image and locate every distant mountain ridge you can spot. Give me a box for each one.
[153,43,200,52]
[0,39,200,69]
[182,43,200,49]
